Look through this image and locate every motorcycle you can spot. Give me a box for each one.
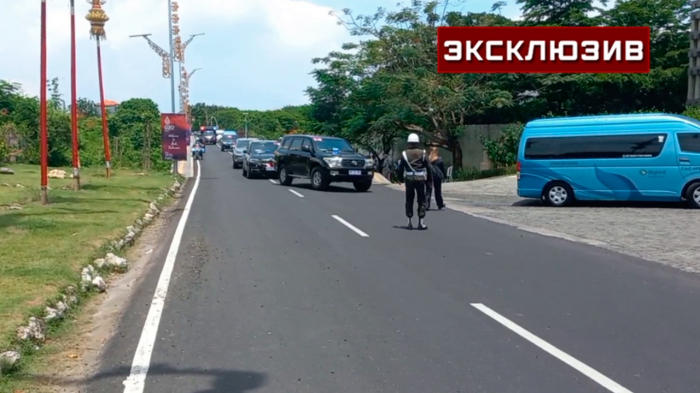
[192,144,205,160]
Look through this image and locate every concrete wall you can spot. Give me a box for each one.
[391,124,510,170]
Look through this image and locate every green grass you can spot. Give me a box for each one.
[0,164,174,353]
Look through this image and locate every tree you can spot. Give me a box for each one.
[515,0,606,26]
[48,77,65,111]
[109,98,166,170]
[76,98,100,117]
[308,1,515,169]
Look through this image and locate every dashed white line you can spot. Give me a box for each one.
[470,303,632,393]
[331,215,369,237]
[122,161,201,392]
[288,189,304,197]
[269,179,278,184]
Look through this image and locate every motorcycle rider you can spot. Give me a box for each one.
[192,139,205,159]
[397,133,432,230]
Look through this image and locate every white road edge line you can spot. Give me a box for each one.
[470,303,632,393]
[269,179,278,184]
[288,189,304,197]
[331,215,369,237]
[122,161,202,393]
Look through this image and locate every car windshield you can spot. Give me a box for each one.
[312,138,354,152]
[237,141,251,150]
[249,142,278,154]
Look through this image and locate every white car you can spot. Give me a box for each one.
[215,129,225,142]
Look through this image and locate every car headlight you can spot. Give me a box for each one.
[364,158,374,168]
[323,156,342,167]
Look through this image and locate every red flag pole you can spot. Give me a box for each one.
[40,0,48,204]
[96,37,112,178]
[70,0,80,189]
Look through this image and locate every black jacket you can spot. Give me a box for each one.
[431,157,446,181]
[397,149,433,183]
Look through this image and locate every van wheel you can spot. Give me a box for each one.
[686,182,700,208]
[542,181,574,207]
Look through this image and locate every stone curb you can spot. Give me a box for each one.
[0,176,185,376]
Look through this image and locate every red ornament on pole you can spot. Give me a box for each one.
[70,0,81,189]
[40,0,48,204]
[86,0,112,178]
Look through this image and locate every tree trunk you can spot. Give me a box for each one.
[449,140,463,170]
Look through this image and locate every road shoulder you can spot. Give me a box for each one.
[3,175,196,392]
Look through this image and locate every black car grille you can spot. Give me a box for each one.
[341,159,365,167]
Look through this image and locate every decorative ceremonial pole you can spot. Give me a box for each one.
[86,0,112,178]
[70,0,80,189]
[40,0,48,204]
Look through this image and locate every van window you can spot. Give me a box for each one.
[678,133,700,153]
[524,133,667,160]
[281,137,292,149]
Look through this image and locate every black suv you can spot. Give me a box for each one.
[274,135,373,191]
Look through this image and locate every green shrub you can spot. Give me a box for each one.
[480,123,523,168]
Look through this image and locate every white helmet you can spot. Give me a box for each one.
[407,133,419,143]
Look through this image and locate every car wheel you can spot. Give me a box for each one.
[353,179,372,192]
[542,181,574,207]
[311,167,330,191]
[279,166,292,185]
[686,182,700,208]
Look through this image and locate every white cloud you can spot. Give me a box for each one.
[0,0,351,110]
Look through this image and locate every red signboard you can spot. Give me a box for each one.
[161,113,189,160]
[437,26,650,74]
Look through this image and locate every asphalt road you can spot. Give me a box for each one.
[87,149,700,393]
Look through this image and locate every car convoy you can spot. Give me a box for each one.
[201,131,374,191]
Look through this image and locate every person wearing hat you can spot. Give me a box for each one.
[396,133,432,229]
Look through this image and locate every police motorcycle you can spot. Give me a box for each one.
[192,139,205,160]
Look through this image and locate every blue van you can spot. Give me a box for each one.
[516,113,700,208]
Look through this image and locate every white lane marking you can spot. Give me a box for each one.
[331,215,369,237]
[288,189,304,198]
[470,303,632,393]
[122,161,201,392]
[269,179,278,184]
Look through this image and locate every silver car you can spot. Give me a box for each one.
[232,138,259,169]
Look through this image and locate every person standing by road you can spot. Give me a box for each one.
[397,133,432,230]
[425,146,446,210]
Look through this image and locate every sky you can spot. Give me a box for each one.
[0,0,522,112]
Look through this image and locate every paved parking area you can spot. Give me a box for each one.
[435,176,700,273]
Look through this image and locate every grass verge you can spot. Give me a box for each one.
[0,164,175,391]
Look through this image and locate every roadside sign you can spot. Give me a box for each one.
[161,113,189,160]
